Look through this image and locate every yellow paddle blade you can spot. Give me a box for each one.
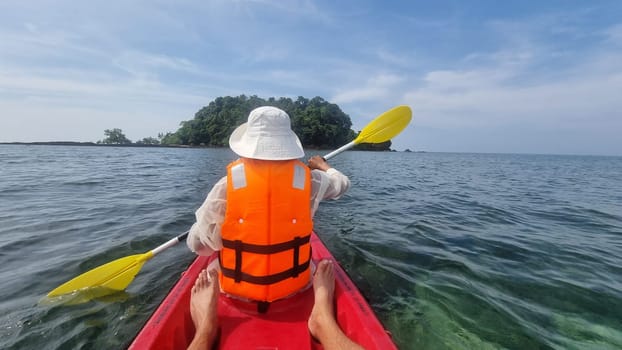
[353,105,412,144]
[47,252,154,298]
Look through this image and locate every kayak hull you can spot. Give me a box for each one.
[129,232,397,349]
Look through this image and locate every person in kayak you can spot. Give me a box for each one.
[186,106,362,349]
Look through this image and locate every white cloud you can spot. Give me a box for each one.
[374,48,414,68]
[604,24,622,46]
[0,63,208,143]
[240,45,293,64]
[232,0,332,23]
[332,73,404,104]
[404,50,622,133]
[0,99,190,142]
[111,51,202,82]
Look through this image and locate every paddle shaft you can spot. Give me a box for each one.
[151,231,189,256]
[323,141,355,160]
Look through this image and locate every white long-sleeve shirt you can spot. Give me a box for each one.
[187,167,350,256]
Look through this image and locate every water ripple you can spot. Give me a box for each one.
[2,147,622,349]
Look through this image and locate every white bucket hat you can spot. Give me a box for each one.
[229,106,304,160]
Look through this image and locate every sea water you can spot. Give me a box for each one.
[1,145,621,349]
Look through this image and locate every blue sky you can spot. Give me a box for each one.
[1,0,621,155]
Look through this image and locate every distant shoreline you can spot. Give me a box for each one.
[0,141,203,148]
[0,141,413,152]
[3,143,619,156]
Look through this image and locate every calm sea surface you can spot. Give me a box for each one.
[1,145,621,350]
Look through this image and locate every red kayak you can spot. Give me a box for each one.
[129,232,397,349]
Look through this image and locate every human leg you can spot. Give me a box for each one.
[308,260,364,350]
[188,269,219,350]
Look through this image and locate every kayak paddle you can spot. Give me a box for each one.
[323,105,412,160]
[48,105,412,299]
[47,231,189,298]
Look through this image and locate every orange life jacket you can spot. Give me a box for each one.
[219,158,313,302]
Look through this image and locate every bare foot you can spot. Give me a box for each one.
[188,269,219,350]
[308,260,364,350]
[308,259,337,340]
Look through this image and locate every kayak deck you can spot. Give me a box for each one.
[129,232,397,349]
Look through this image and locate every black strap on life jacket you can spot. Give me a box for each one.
[257,301,270,314]
[220,234,311,285]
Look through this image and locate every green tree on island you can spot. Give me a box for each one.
[99,128,132,144]
[165,95,358,149]
[136,137,160,145]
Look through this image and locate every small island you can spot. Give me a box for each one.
[155,95,393,151]
[3,95,397,151]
